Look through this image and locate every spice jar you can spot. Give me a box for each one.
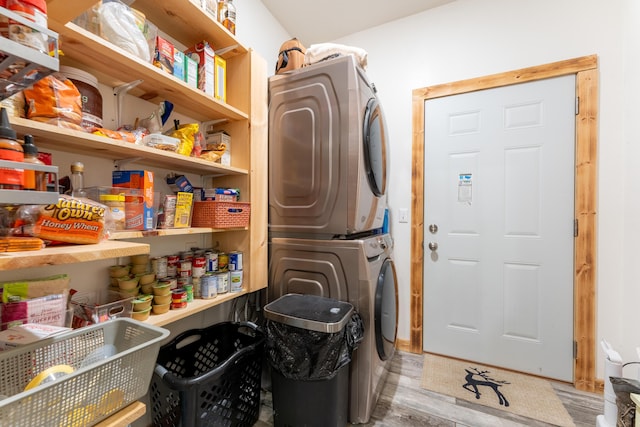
[0,107,23,190]
[22,134,45,191]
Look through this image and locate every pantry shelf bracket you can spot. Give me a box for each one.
[113,157,143,170]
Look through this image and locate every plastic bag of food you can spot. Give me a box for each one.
[168,123,199,156]
[14,195,114,245]
[23,74,84,130]
[97,0,151,62]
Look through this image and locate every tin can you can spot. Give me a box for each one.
[172,288,187,303]
[179,250,194,261]
[192,276,201,298]
[218,252,229,272]
[177,276,192,288]
[230,270,243,292]
[167,255,180,277]
[206,251,218,272]
[183,284,194,302]
[215,271,229,293]
[229,251,243,271]
[178,259,192,278]
[192,256,206,278]
[200,273,217,299]
[150,256,168,278]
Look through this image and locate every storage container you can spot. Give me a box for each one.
[0,318,169,427]
[150,321,264,427]
[70,289,134,328]
[191,201,250,228]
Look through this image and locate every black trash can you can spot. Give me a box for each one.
[265,293,364,427]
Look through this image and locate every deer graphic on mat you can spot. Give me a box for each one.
[462,367,510,407]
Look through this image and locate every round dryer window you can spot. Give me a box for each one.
[363,97,388,197]
[375,257,398,361]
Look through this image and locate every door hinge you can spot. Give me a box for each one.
[575,96,580,115]
[573,340,578,359]
[574,219,578,237]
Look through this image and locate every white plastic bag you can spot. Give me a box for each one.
[97,1,150,62]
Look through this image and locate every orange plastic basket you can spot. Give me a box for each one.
[191,201,251,228]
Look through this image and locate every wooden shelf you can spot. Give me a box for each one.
[129,0,247,59]
[9,117,248,177]
[95,401,146,427]
[145,289,249,327]
[110,227,248,240]
[0,240,149,270]
[48,22,249,122]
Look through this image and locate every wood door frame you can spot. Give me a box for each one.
[409,55,599,392]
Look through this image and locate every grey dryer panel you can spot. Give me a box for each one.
[268,55,387,237]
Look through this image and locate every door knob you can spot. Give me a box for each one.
[428,224,438,233]
[428,242,438,251]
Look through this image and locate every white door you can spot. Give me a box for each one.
[423,75,575,381]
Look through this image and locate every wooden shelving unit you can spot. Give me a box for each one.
[3,1,268,317]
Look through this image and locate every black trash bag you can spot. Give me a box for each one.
[266,312,364,381]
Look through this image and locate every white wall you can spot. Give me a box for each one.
[243,0,640,378]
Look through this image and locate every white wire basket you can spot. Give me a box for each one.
[0,318,169,427]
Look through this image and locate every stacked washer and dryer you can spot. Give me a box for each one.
[268,54,399,424]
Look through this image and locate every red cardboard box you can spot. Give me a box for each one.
[153,36,175,74]
[112,170,155,230]
[185,41,215,96]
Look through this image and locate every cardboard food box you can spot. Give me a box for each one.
[112,170,155,230]
[185,41,215,96]
[0,323,72,350]
[174,191,193,228]
[214,55,226,102]
[185,54,198,89]
[204,131,231,165]
[153,35,175,74]
[173,50,186,81]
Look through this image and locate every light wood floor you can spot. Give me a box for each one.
[256,351,604,426]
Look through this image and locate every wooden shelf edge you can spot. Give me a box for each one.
[145,290,250,326]
[9,117,248,177]
[95,401,146,427]
[0,241,149,270]
[110,227,249,240]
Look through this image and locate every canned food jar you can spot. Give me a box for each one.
[218,252,229,272]
[192,256,206,278]
[151,256,168,278]
[200,273,217,299]
[178,259,192,278]
[183,284,193,302]
[166,255,179,277]
[229,251,243,271]
[230,270,243,292]
[206,251,218,272]
[215,271,229,294]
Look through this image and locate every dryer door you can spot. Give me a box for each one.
[374,257,398,361]
[363,97,389,198]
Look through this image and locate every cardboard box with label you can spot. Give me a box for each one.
[112,170,155,230]
[185,41,215,97]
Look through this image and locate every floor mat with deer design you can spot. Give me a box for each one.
[421,353,576,426]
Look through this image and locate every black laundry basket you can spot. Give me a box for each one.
[150,321,264,427]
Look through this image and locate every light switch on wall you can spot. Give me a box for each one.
[398,208,409,223]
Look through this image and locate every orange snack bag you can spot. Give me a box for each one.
[23,74,83,126]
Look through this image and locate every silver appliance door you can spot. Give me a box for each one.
[363,97,388,198]
[375,257,398,361]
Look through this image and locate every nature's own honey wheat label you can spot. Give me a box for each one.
[35,196,107,244]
